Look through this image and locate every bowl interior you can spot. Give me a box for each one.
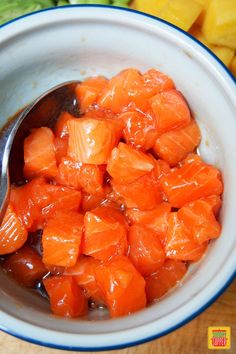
[0,6,235,349]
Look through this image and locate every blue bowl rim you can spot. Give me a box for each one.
[0,4,235,351]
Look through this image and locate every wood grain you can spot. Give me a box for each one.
[0,280,235,354]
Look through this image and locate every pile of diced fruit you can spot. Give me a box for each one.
[135,0,236,73]
[0,68,223,318]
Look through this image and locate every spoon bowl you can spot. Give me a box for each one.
[0,81,80,222]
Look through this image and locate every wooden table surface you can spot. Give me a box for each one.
[0,280,235,354]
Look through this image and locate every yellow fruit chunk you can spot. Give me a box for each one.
[190,26,235,67]
[230,56,236,76]
[195,0,210,25]
[212,46,235,67]
[190,25,210,47]
[158,0,203,31]
[202,0,236,49]
[135,0,168,16]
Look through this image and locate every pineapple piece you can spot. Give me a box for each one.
[195,0,210,25]
[230,55,236,76]
[190,25,211,47]
[212,46,235,67]
[135,0,168,16]
[202,0,236,49]
[159,0,203,31]
[190,26,235,67]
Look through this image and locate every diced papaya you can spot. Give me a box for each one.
[54,112,75,138]
[107,142,154,184]
[178,199,221,244]
[98,69,148,113]
[111,171,162,210]
[160,157,223,208]
[75,76,108,112]
[203,195,222,215]
[128,225,166,277]
[3,245,47,286]
[43,275,88,318]
[67,118,122,164]
[150,90,191,135]
[165,213,207,261]
[56,158,104,195]
[24,127,58,180]
[143,69,175,96]
[65,256,105,304]
[119,110,158,151]
[0,204,28,255]
[83,206,128,261]
[145,259,187,303]
[95,256,146,317]
[153,120,201,166]
[126,203,171,246]
[42,211,84,267]
[54,137,68,165]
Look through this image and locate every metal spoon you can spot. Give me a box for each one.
[0,81,80,223]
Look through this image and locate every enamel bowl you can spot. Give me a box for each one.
[0,5,235,351]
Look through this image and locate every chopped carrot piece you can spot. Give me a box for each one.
[143,69,175,96]
[65,256,105,304]
[95,256,146,317]
[83,206,128,261]
[98,69,148,113]
[54,112,75,138]
[54,137,68,165]
[153,120,201,166]
[56,158,104,195]
[150,90,191,135]
[42,211,84,267]
[165,213,207,261]
[0,204,28,255]
[111,171,162,210]
[67,118,122,164]
[3,245,47,286]
[146,259,187,303]
[126,203,171,246]
[43,275,88,318]
[203,195,222,216]
[160,157,223,208]
[119,110,158,151]
[178,199,221,244]
[76,76,108,112]
[107,142,154,184]
[128,225,166,277]
[24,127,58,179]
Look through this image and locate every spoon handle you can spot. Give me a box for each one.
[0,123,14,223]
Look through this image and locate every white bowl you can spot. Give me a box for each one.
[0,5,235,351]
